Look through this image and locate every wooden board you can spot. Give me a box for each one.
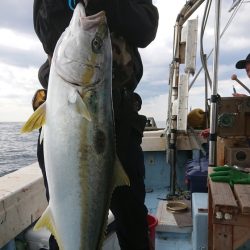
[216,136,249,165]
[172,200,192,228]
[156,200,192,233]
[208,170,250,249]
[213,214,250,227]
[142,130,166,151]
[209,182,238,213]
[234,185,250,214]
[208,168,238,214]
[217,137,227,165]
[213,224,233,250]
[175,132,207,150]
[208,186,213,250]
[233,226,250,249]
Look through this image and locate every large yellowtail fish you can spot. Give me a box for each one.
[22,3,129,250]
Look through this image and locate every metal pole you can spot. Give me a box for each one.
[204,54,209,128]
[168,24,180,196]
[167,0,206,196]
[169,125,176,195]
[209,0,221,166]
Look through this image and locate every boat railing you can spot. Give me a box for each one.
[0,163,47,248]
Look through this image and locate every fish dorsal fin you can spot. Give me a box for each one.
[21,102,46,133]
[34,206,63,250]
[113,155,130,188]
[68,90,92,121]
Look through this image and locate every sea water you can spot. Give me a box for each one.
[0,122,38,176]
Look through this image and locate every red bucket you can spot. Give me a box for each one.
[147,214,158,247]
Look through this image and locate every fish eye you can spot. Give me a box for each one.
[92,36,103,53]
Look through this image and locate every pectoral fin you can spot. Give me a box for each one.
[34,206,63,250]
[21,102,46,133]
[68,91,92,121]
[113,155,130,188]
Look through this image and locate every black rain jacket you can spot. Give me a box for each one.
[33,0,158,140]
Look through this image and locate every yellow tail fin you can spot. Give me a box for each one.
[34,206,63,250]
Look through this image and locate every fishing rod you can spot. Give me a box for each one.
[231,74,250,94]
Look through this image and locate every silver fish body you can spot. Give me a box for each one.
[22,3,129,250]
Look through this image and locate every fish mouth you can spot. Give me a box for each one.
[53,6,107,88]
[71,3,106,29]
[81,11,106,31]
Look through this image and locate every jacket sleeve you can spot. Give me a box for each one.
[33,0,72,55]
[104,0,159,48]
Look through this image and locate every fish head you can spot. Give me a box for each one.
[53,3,111,88]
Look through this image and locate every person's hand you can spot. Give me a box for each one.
[210,166,250,186]
[200,128,210,139]
[32,89,47,111]
[232,93,247,97]
[68,0,89,10]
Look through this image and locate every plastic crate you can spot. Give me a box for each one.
[192,193,208,250]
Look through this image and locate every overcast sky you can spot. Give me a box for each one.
[0,0,250,124]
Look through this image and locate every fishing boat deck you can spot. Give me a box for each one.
[0,129,211,250]
[0,161,203,250]
[145,188,193,250]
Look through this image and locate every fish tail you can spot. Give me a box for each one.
[34,206,63,250]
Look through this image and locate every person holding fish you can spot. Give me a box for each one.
[31,0,159,249]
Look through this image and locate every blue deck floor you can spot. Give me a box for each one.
[145,188,193,250]
[145,188,168,215]
[156,232,192,250]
